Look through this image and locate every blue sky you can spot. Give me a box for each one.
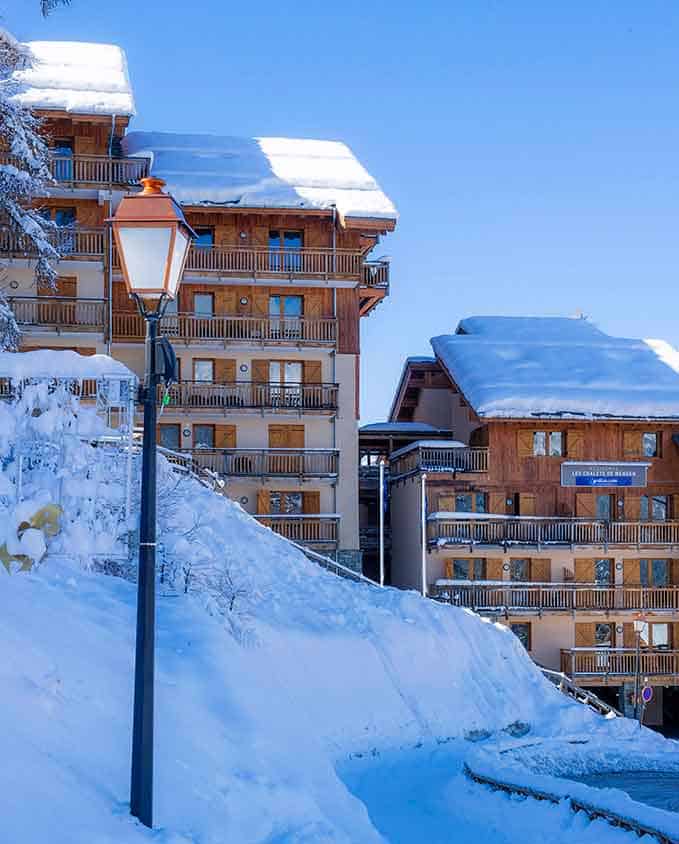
[5,1,679,422]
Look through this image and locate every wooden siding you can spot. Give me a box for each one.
[336,287,360,354]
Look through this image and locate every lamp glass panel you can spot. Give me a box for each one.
[167,229,189,299]
[117,226,172,295]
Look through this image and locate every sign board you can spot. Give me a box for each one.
[641,686,653,704]
[561,462,650,488]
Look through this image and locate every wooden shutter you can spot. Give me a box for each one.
[673,622,679,649]
[304,292,323,318]
[303,360,322,384]
[623,559,641,585]
[215,425,236,448]
[625,494,641,521]
[251,359,269,384]
[268,424,304,448]
[488,492,506,515]
[531,559,551,583]
[303,490,321,514]
[517,430,534,458]
[623,623,636,649]
[575,622,595,647]
[39,275,76,297]
[257,489,270,514]
[113,281,135,312]
[287,425,304,448]
[519,493,535,516]
[438,494,456,512]
[623,430,641,458]
[671,559,679,586]
[215,286,237,314]
[486,559,504,581]
[252,290,269,316]
[215,359,236,383]
[671,495,679,520]
[567,430,584,459]
[575,558,595,582]
[576,493,596,518]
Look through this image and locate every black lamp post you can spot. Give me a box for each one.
[109,177,195,828]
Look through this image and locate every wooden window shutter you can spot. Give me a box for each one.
[488,492,506,515]
[215,359,236,382]
[438,494,456,512]
[287,425,305,449]
[39,275,76,297]
[519,493,535,516]
[575,558,595,582]
[303,490,321,514]
[268,425,288,448]
[517,430,534,458]
[672,494,679,520]
[303,360,322,384]
[623,430,641,458]
[623,559,640,585]
[575,622,596,647]
[215,425,236,449]
[623,623,636,649]
[486,559,504,581]
[215,287,237,314]
[575,493,595,518]
[257,489,270,514]
[671,559,679,586]
[673,622,679,649]
[251,360,269,383]
[443,559,454,579]
[567,430,584,459]
[530,559,550,582]
[252,290,269,316]
[304,292,323,318]
[625,494,641,521]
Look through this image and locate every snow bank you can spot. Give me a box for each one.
[123,131,398,222]
[12,40,135,116]
[0,349,135,380]
[431,316,679,420]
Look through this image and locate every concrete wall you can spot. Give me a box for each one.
[390,475,424,591]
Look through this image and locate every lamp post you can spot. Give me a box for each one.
[421,472,427,597]
[633,615,646,723]
[109,177,195,829]
[378,458,386,587]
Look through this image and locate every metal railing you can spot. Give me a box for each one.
[539,666,622,716]
[360,526,392,551]
[8,296,106,331]
[158,380,338,412]
[428,516,679,547]
[255,514,339,545]
[392,445,488,477]
[431,582,679,612]
[0,225,105,260]
[184,448,339,478]
[561,648,679,680]
[113,311,337,345]
[0,152,150,187]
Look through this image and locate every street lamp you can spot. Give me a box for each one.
[633,615,647,723]
[109,177,195,829]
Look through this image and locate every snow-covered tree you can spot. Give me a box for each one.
[0,289,20,351]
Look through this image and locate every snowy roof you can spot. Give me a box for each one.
[391,439,467,460]
[431,316,679,420]
[122,131,398,222]
[0,350,135,380]
[12,41,135,116]
[359,422,447,434]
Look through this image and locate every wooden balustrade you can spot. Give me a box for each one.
[561,648,679,679]
[362,260,390,288]
[8,296,106,331]
[391,446,489,477]
[158,380,338,411]
[185,448,339,478]
[428,515,679,548]
[431,582,679,612]
[0,226,105,259]
[256,515,339,545]
[113,311,337,345]
[184,245,363,279]
[0,152,150,186]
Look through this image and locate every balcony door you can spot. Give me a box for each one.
[269,360,303,407]
[268,424,304,474]
[269,294,303,339]
[52,138,74,181]
[269,230,303,272]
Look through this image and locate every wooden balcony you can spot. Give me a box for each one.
[113,311,336,346]
[561,648,679,684]
[185,448,339,479]
[362,260,389,288]
[428,515,679,549]
[158,380,338,413]
[8,296,106,332]
[256,514,339,547]
[0,152,150,188]
[360,526,392,552]
[431,582,679,614]
[391,445,489,478]
[0,226,105,261]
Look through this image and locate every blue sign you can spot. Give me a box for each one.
[575,475,634,487]
[642,686,653,704]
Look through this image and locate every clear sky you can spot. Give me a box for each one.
[4,1,679,422]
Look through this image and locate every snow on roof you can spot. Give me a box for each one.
[390,439,467,460]
[122,131,398,221]
[12,41,135,116]
[0,350,135,381]
[431,316,679,420]
[359,422,447,434]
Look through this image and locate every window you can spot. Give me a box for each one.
[594,559,612,584]
[549,432,563,456]
[269,361,303,406]
[595,623,613,646]
[54,207,76,227]
[193,425,214,449]
[52,138,73,180]
[454,492,487,513]
[158,424,180,450]
[269,294,303,318]
[638,622,669,649]
[193,293,214,316]
[510,623,531,650]
[640,559,669,587]
[533,431,546,456]
[532,431,563,457]
[643,432,660,458]
[448,559,487,581]
[269,230,303,271]
[596,494,612,521]
[641,495,668,521]
[193,227,214,249]
[270,491,303,515]
[510,559,530,582]
[193,359,214,383]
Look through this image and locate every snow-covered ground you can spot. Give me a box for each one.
[1,354,677,843]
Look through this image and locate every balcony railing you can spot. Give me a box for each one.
[0,226,105,260]
[158,380,338,412]
[185,245,363,280]
[428,515,679,548]
[360,526,392,552]
[0,152,150,187]
[256,514,339,546]
[561,648,679,680]
[431,582,679,612]
[184,448,339,478]
[8,296,106,332]
[362,260,390,288]
[113,311,337,346]
[391,445,488,478]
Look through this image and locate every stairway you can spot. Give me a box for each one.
[539,665,622,717]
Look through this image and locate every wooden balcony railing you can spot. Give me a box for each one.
[8,296,106,331]
[362,260,389,288]
[392,445,489,478]
[113,311,337,345]
[0,152,150,187]
[0,226,105,260]
[184,245,363,280]
[431,582,679,612]
[185,448,339,478]
[256,515,339,546]
[561,648,679,680]
[360,526,392,551]
[428,516,679,548]
[158,380,338,412]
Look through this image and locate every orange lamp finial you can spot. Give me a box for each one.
[139,177,166,196]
